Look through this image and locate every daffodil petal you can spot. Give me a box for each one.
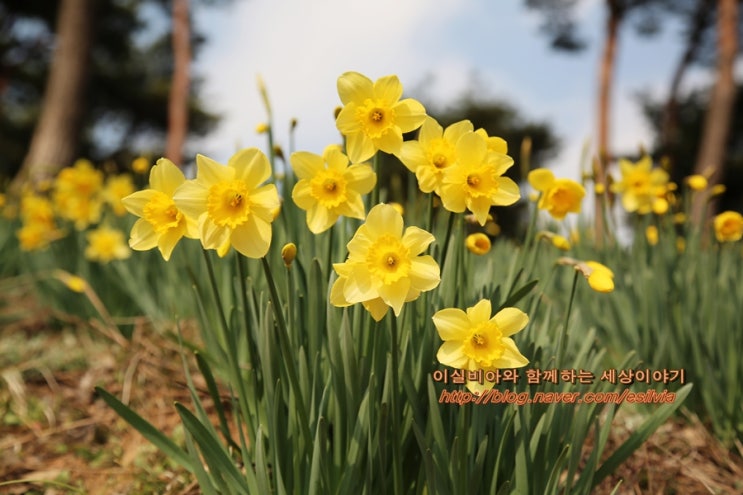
[432,308,472,341]
[436,341,469,369]
[231,215,272,258]
[337,71,373,105]
[492,308,529,337]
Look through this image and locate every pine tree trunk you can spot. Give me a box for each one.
[166,0,191,168]
[10,0,93,194]
[692,0,738,224]
[594,0,623,244]
[660,0,712,162]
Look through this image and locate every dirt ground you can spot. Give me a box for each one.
[1,284,742,494]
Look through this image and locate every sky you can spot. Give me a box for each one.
[189,0,715,180]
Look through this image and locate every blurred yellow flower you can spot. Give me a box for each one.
[17,194,63,250]
[397,117,473,194]
[465,233,491,255]
[85,226,131,263]
[103,174,135,216]
[290,146,376,233]
[433,299,529,393]
[173,149,280,258]
[686,174,708,191]
[281,242,297,268]
[528,169,585,220]
[440,131,520,225]
[122,158,198,261]
[711,184,726,197]
[335,72,426,163]
[330,204,440,321]
[53,159,104,229]
[594,183,606,195]
[610,156,669,215]
[132,156,151,174]
[645,225,659,246]
[0,193,5,209]
[713,211,743,242]
[16,221,63,251]
[255,122,269,134]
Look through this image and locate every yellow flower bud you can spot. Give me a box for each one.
[676,237,686,253]
[256,122,270,134]
[645,225,659,246]
[673,213,686,224]
[281,242,297,268]
[594,183,606,195]
[465,233,491,255]
[711,184,726,197]
[686,174,708,191]
[551,235,571,251]
[132,156,151,174]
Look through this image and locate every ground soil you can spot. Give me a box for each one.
[1,283,742,494]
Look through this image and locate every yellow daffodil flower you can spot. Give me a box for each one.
[335,72,426,163]
[290,146,376,233]
[397,117,473,194]
[173,149,281,258]
[53,159,104,230]
[103,174,135,216]
[713,211,743,242]
[84,226,131,263]
[330,203,440,321]
[465,233,491,255]
[433,299,529,393]
[528,169,585,220]
[439,131,520,225]
[122,158,198,261]
[610,155,669,215]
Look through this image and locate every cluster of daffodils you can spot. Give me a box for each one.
[124,150,280,260]
[609,154,743,245]
[12,158,145,261]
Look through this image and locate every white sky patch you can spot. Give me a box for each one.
[192,0,722,186]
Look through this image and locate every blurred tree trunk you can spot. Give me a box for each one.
[166,0,191,168]
[10,0,93,194]
[594,0,624,244]
[660,0,713,162]
[692,0,738,225]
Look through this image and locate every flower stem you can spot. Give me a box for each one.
[260,256,312,446]
[558,269,580,368]
[438,210,456,275]
[389,314,403,495]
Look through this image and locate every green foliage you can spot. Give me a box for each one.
[574,213,743,447]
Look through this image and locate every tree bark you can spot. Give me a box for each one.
[660,0,713,161]
[10,0,93,194]
[692,0,738,225]
[594,0,623,244]
[166,0,191,168]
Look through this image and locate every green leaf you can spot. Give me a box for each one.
[95,387,194,473]
[175,402,251,493]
